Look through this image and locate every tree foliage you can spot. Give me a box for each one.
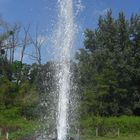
[77,10,140,116]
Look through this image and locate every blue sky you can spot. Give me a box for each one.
[0,0,140,63]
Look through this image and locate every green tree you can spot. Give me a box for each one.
[78,10,140,116]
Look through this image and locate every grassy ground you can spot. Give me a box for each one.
[0,107,37,140]
[0,108,140,140]
[84,136,140,140]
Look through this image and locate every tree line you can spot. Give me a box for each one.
[77,10,140,117]
[0,18,50,119]
[0,10,140,120]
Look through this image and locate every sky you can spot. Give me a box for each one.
[0,0,140,63]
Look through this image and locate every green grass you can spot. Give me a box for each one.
[81,116,140,136]
[0,108,140,140]
[0,107,37,140]
[83,136,140,140]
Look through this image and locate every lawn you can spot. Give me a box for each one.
[84,136,140,140]
[0,107,37,140]
[1,108,140,140]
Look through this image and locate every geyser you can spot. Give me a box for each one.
[37,0,79,140]
[54,0,75,140]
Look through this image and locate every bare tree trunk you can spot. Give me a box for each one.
[28,26,45,65]
[20,25,30,64]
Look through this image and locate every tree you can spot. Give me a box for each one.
[78,10,140,116]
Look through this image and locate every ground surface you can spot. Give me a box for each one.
[84,136,140,140]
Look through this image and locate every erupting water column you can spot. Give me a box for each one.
[54,0,75,140]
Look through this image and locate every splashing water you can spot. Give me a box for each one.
[54,0,75,140]
[37,0,81,140]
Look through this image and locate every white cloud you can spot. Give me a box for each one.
[93,8,110,17]
[14,48,22,61]
[37,35,47,45]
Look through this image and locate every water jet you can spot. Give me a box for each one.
[38,1,79,140]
